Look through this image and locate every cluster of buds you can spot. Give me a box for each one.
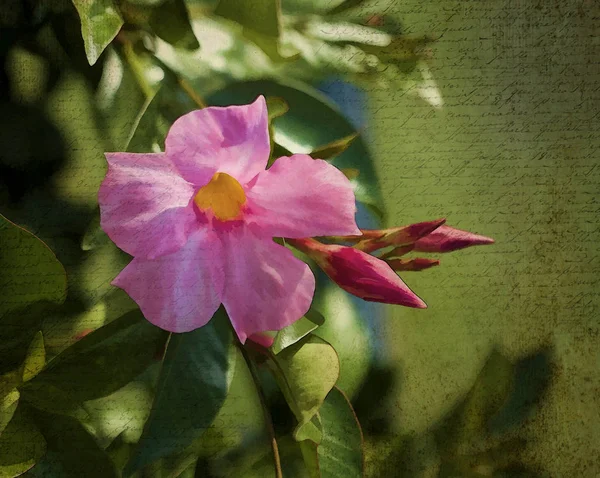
[289,219,494,308]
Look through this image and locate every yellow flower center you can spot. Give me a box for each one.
[193,172,246,221]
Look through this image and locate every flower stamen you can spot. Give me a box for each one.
[194,172,246,221]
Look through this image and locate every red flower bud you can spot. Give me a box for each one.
[357,218,446,253]
[412,225,494,253]
[291,239,426,309]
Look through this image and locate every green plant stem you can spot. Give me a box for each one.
[118,35,154,100]
[177,76,207,109]
[238,344,283,478]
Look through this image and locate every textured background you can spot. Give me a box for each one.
[365,1,600,475]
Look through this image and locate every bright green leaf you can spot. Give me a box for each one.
[207,80,385,220]
[268,335,340,443]
[0,406,46,477]
[31,409,117,477]
[124,308,235,476]
[271,308,325,355]
[148,0,199,49]
[310,133,359,160]
[0,214,67,316]
[71,0,124,65]
[21,332,45,383]
[26,310,168,402]
[300,387,364,478]
[0,390,19,437]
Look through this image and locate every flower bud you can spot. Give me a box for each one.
[356,218,446,253]
[412,225,494,253]
[290,239,426,308]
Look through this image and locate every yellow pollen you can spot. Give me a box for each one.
[193,172,246,221]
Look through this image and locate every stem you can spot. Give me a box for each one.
[118,34,154,100]
[239,344,283,478]
[177,76,207,109]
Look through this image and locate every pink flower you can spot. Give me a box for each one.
[290,238,427,308]
[99,97,360,343]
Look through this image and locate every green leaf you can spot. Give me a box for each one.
[0,214,67,316]
[214,0,285,60]
[20,382,89,422]
[31,409,118,477]
[268,335,340,443]
[207,80,385,220]
[310,133,359,160]
[71,0,124,65]
[21,332,45,383]
[0,390,19,436]
[26,310,168,402]
[300,387,364,478]
[124,309,235,476]
[271,308,325,355]
[215,0,280,38]
[266,96,289,122]
[148,0,199,49]
[0,406,46,477]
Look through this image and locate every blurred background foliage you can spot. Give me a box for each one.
[0,0,596,476]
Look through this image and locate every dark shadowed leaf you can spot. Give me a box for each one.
[24,310,168,402]
[0,214,67,316]
[0,406,46,477]
[149,0,199,49]
[124,308,235,476]
[435,349,514,456]
[31,408,118,477]
[71,0,124,65]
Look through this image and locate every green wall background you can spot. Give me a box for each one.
[368,1,600,475]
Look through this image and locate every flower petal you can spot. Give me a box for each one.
[112,229,224,333]
[412,225,495,252]
[165,96,270,185]
[99,152,197,259]
[220,226,315,343]
[246,154,360,238]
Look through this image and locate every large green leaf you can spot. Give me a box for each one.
[0,406,46,478]
[0,214,67,316]
[71,0,124,65]
[24,310,168,402]
[30,409,118,477]
[300,387,364,478]
[148,0,199,49]
[124,309,235,476]
[267,335,340,443]
[207,80,385,219]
